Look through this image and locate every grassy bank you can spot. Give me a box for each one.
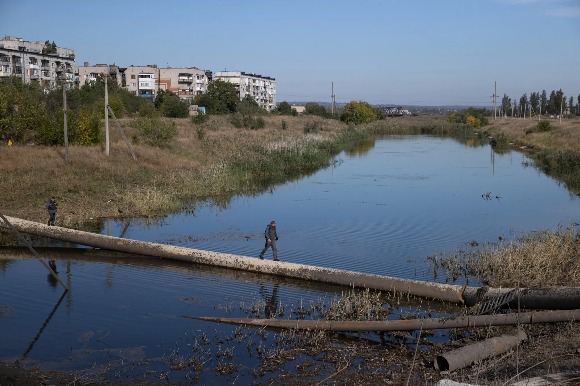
[0,115,356,226]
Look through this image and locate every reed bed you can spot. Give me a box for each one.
[431,226,580,288]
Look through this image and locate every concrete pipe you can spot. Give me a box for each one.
[0,215,467,304]
[434,329,527,372]
[186,309,580,331]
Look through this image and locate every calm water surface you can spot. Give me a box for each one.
[2,135,579,382]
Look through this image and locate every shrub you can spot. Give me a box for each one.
[537,120,551,132]
[304,121,321,134]
[196,126,206,140]
[192,113,208,125]
[134,117,177,147]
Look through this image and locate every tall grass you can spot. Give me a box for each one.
[431,226,580,287]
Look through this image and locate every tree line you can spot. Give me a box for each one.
[500,89,579,117]
[1,74,394,147]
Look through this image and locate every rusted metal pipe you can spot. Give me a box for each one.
[434,329,527,372]
[184,309,580,331]
[0,215,467,304]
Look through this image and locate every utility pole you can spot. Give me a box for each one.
[105,68,110,156]
[492,81,497,120]
[63,83,68,161]
[560,93,563,124]
[331,82,336,115]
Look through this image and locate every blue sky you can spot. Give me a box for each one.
[1,0,579,106]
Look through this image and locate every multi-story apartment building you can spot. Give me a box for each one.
[158,67,211,102]
[77,62,122,87]
[213,71,276,111]
[122,65,159,98]
[0,36,76,89]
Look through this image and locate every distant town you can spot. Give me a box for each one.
[0,35,277,112]
[1,35,489,117]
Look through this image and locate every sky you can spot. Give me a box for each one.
[1,0,579,106]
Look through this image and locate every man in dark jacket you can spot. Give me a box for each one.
[259,220,279,261]
[45,197,58,226]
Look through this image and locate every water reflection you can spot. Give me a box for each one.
[259,282,279,318]
[344,137,376,156]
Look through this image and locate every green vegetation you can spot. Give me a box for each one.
[276,101,294,115]
[133,117,177,147]
[0,76,144,145]
[537,120,551,132]
[193,79,239,114]
[304,102,330,118]
[231,95,266,129]
[340,100,383,125]
[154,89,189,118]
[447,107,489,127]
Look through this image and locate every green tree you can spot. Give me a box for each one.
[154,89,189,118]
[447,107,489,127]
[519,94,529,117]
[304,102,328,117]
[277,101,293,115]
[340,100,380,124]
[501,94,511,117]
[42,40,57,54]
[530,92,539,116]
[540,90,548,115]
[232,95,265,129]
[193,79,239,114]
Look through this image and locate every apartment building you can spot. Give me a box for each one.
[213,71,276,111]
[158,67,211,102]
[123,65,158,98]
[0,36,76,89]
[77,62,122,87]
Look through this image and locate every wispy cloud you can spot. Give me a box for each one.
[548,7,580,17]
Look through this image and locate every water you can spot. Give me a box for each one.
[1,135,579,382]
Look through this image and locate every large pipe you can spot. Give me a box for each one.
[184,309,580,331]
[0,216,467,303]
[434,329,527,372]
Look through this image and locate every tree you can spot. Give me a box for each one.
[501,94,511,117]
[540,90,548,115]
[530,92,539,116]
[193,79,239,114]
[276,101,292,115]
[519,94,529,117]
[154,89,189,118]
[304,102,328,117]
[569,96,573,114]
[340,100,380,124]
[42,40,57,54]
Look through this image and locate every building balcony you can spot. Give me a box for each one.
[178,76,193,83]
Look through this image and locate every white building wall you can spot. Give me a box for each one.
[214,71,276,111]
[123,65,159,98]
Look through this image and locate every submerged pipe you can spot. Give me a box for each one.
[184,309,580,331]
[434,329,527,372]
[0,216,467,304]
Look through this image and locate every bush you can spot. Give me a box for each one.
[134,117,177,147]
[537,120,551,132]
[304,121,321,134]
[192,113,208,125]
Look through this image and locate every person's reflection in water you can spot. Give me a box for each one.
[47,260,58,288]
[259,283,279,319]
